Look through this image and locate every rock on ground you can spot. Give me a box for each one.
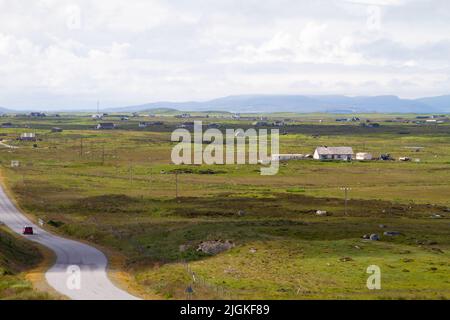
[197,240,235,255]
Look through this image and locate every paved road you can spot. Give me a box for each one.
[0,140,19,149]
[0,184,139,300]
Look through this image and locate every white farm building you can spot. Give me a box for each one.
[313,146,354,161]
[356,152,373,161]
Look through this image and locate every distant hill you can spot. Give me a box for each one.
[108,94,450,114]
[106,102,193,113]
[416,95,450,112]
[2,94,449,113]
[0,107,14,113]
[140,107,179,114]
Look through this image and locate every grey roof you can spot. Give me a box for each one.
[315,146,354,155]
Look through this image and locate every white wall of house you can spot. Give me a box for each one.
[314,149,353,161]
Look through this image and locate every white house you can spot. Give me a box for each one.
[272,120,285,127]
[96,123,116,130]
[313,146,354,161]
[19,132,36,141]
[175,113,191,119]
[356,152,373,161]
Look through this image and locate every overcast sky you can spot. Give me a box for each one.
[0,0,449,110]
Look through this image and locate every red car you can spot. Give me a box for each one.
[22,226,34,235]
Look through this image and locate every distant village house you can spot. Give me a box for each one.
[139,121,163,128]
[91,114,103,120]
[30,112,46,117]
[19,132,36,141]
[177,122,195,129]
[272,120,285,127]
[253,121,270,126]
[96,123,116,130]
[1,122,14,128]
[175,113,191,119]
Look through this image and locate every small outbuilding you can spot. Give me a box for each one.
[139,121,163,128]
[30,112,46,117]
[356,152,373,161]
[19,132,36,141]
[272,120,285,127]
[51,127,63,133]
[96,123,116,130]
[175,113,191,119]
[1,122,14,128]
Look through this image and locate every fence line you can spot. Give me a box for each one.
[182,260,236,300]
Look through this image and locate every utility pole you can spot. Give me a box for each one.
[340,187,351,216]
[80,138,83,157]
[102,144,105,165]
[175,172,179,199]
[129,161,133,184]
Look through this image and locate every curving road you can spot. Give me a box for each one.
[0,184,139,300]
[0,140,19,149]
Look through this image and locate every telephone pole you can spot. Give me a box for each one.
[340,187,351,216]
[80,138,83,157]
[175,172,179,199]
[129,161,133,184]
[102,144,105,165]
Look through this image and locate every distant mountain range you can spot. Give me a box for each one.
[1,94,450,114]
[0,107,14,113]
[106,94,450,114]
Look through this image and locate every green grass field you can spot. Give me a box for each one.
[0,227,52,300]
[0,113,449,299]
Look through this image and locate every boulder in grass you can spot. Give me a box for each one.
[370,234,380,241]
[197,240,235,255]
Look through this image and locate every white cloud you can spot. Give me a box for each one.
[0,0,448,109]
